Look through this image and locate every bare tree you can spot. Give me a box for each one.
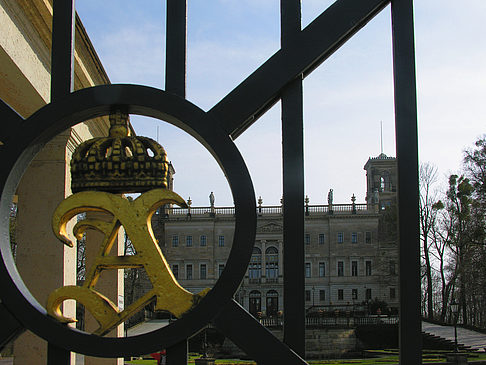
[419,163,440,320]
[429,211,456,322]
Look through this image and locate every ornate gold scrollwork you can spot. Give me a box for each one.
[47,189,209,336]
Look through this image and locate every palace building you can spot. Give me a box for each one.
[146,153,399,318]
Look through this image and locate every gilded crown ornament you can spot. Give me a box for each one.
[47,109,209,336]
[70,108,169,193]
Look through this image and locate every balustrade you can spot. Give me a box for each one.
[258,315,398,328]
[162,203,371,218]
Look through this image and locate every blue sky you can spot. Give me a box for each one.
[76,1,486,206]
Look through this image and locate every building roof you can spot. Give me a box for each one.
[363,153,396,170]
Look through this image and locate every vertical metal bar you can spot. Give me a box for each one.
[49,2,75,363]
[280,0,305,357]
[51,0,75,101]
[165,0,187,97]
[47,343,71,365]
[391,1,421,364]
[165,0,188,363]
[165,339,188,365]
[0,303,25,350]
[0,100,23,147]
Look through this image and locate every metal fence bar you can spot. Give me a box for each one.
[48,1,76,364]
[281,0,305,358]
[390,0,421,364]
[0,100,23,147]
[165,0,187,97]
[51,0,75,101]
[47,342,70,365]
[165,340,188,365]
[165,0,188,362]
[0,303,24,351]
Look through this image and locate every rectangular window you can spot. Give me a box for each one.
[351,232,358,243]
[352,288,358,300]
[186,264,193,280]
[389,260,396,275]
[305,233,311,245]
[172,264,179,279]
[172,235,179,247]
[186,235,192,247]
[365,231,371,244]
[366,288,372,300]
[338,289,344,301]
[390,288,396,299]
[337,261,344,277]
[365,261,372,276]
[337,232,344,243]
[305,263,311,278]
[200,235,207,247]
[351,261,358,276]
[218,235,225,247]
[218,264,225,278]
[305,290,311,302]
[200,264,207,279]
[318,233,325,245]
[319,262,325,277]
[319,290,325,301]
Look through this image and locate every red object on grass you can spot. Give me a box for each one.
[150,350,166,364]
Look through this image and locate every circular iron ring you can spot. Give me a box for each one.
[0,84,256,357]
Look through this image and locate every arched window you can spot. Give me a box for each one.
[265,246,279,280]
[380,176,385,192]
[249,247,262,281]
[266,290,279,316]
[249,290,262,316]
[384,171,391,191]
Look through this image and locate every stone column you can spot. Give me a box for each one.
[13,128,124,365]
[13,132,78,364]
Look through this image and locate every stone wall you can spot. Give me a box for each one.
[219,328,359,360]
[305,328,358,359]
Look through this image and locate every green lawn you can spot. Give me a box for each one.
[125,351,486,365]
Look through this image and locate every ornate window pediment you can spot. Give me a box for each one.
[257,222,283,233]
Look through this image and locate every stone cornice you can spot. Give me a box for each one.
[4,0,110,136]
[66,127,84,154]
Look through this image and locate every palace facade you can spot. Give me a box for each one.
[149,153,399,317]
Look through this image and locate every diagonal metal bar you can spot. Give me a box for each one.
[0,303,25,351]
[51,0,75,101]
[212,300,307,365]
[0,100,23,147]
[208,0,390,139]
[390,0,421,364]
[281,0,305,358]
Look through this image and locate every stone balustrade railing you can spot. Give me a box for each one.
[161,203,371,217]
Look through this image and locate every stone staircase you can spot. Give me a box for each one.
[422,321,486,352]
[422,331,472,351]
